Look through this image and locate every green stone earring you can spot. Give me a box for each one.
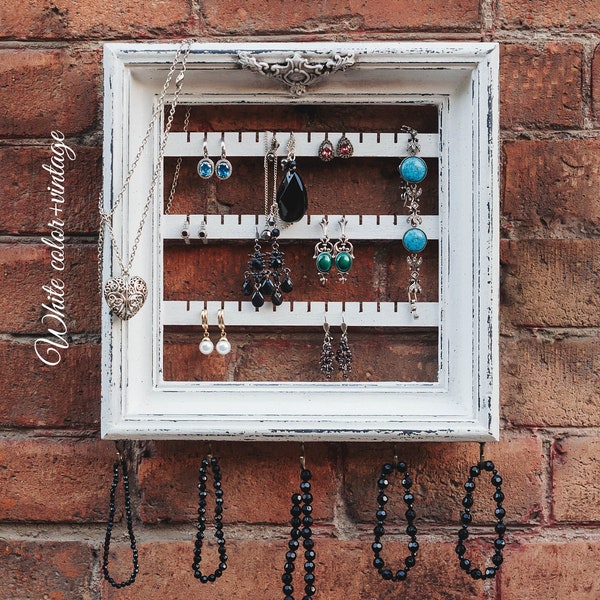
[333,216,354,283]
[313,216,334,286]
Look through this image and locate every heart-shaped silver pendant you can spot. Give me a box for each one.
[104,275,148,320]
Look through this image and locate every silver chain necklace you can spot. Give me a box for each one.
[98,40,192,320]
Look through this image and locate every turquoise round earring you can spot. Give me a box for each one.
[399,127,427,318]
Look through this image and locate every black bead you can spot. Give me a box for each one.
[402,476,412,489]
[408,540,419,553]
[373,557,385,569]
[282,584,294,595]
[458,527,469,540]
[495,507,506,519]
[301,469,312,481]
[494,538,506,550]
[471,569,483,580]
[464,480,476,492]
[282,573,293,584]
[305,550,316,561]
[406,524,417,537]
[396,461,408,473]
[403,493,415,505]
[291,493,302,505]
[460,558,471,571]
[462,495,474,508]
[495,521,506,535]
[492,553,504,566]
[374,525,385,537]
[470,465,481,478]
[491,474,503,486]
[271,290,284,306]
[404,555,416,568]
[461,512,473,525]
[494,491,505,503]
[372,542,383,553]
[304,561,315,572]
[396,569,407,581]
[376,509,387,520]
[485,567,496,578]
[405,509,416,521]
[381,569,393,580]
[382,463,393,474]
[304,573,315,585]
[378,477,389,488]
[483,460,495,472]
[280,277,294,293]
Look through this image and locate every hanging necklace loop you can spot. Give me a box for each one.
[192,454,229,583]
[102,447,139,589]
[98,40,194,320]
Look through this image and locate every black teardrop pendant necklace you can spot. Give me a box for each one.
[276,132,308,223]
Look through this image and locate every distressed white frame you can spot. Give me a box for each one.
[101,42,499,441]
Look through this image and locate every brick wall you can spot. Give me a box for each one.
[0,1,599,598]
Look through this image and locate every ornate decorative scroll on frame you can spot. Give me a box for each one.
[237,50,356,95]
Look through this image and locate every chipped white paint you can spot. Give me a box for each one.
[101,42,499,442]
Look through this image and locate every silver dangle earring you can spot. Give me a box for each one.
[215,138,232,180]
[335,315,352,380]
[313,216,334,286]
[333,216,355,283]
[197,134,215,179]
[216,309,231,356]
[320,317,335,380]
[399,126,428,319]
[199,308,214,355]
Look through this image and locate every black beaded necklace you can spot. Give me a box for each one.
[371,458,419,582]
[192,455,229,583]
[456,444,506,580]
[282,450,315,600]
[102,451,139,588]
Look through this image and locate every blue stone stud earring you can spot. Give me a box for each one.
[215,138,232,180]
[197,135,214,179]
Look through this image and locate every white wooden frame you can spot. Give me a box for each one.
[101,42,499,441]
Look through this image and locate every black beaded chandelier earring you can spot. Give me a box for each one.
[456,443,506,581]
[102,444,139,589]
[192,450,229,583]
[281,445,316,600]
[371,453,419,584]
[242,133,293,308]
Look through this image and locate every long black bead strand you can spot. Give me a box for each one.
[372,460,419,582]
[102,453,139,588]
[192,455,228,583]
[456,447,506,581]
[282,457,315,600]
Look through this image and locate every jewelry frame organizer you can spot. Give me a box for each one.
[101,42,499,441]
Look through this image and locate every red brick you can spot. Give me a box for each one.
[0,341,100,428]
[0,145,101,235]
[552,436,600,522]
[499,0,600,30]
[501,333,600,427]
[344,436,544,525]
[0,0,191,39]
[593,43,600,121]
[0,438,115,522]
[501,239,600,328]
[138,442,337,524]
[102,538,487,599]
[500,43,584,130]
[201,0,480,34]
[0,243,99,335]
[501,540,600,599]
[0,49,98,137]
[0,541,94,599]
[503,139,600,235]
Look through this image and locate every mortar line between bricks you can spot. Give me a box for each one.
[2,522,600,544]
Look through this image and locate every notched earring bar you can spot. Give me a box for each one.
[399,126,428,319]
[102,444,139,589]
